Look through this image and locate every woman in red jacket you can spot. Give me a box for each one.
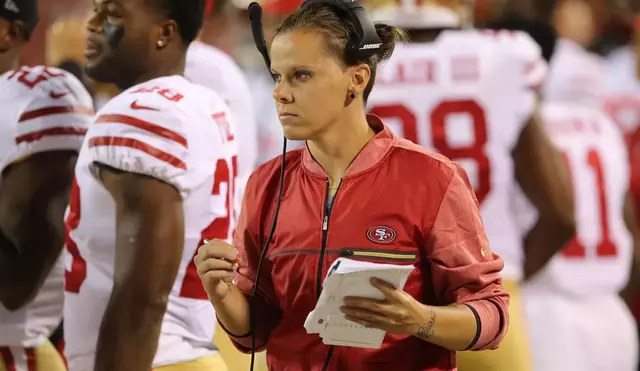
[195,1,509,370]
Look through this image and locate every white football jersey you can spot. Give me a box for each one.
[186,41,257,213]
[520,103,633,296]
[367,29,546,281]
[603,46,640,136]
[544,39,605,107]
[0,65,93,348]
[63,75,238,369]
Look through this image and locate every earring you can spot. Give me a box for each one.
[350,92,356,99]
[157,40,164,48]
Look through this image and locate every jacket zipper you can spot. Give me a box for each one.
[318,180,340,371]
[316,181,340,298]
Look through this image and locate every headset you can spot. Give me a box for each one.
[245,1,381,370]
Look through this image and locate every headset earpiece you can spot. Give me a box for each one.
[300,0,382,64]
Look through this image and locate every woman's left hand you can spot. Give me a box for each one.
[340,277,431,335]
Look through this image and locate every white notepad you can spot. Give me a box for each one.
[304,257,414,348]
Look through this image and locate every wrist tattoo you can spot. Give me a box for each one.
[414,308,436,340]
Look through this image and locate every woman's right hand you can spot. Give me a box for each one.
[194,239,239,302]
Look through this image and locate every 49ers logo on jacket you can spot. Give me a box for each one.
[366,226,397,244]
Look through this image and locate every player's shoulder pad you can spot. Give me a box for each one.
[2,66,94,162]
[187,42,240,76]
[3,65,93,109]
[87,78,212,195]
[595,108,626,138]
[478,29,547,89]
[186,43,254,106]
[475,29,543,64]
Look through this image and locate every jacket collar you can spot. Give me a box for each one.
[302,114,397,179]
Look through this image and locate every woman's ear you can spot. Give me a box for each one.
[349,63,371,96]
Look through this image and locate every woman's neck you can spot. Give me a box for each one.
[307,110,375,184]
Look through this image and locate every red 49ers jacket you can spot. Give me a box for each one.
[225,115,509,371]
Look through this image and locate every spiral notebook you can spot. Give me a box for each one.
[304,257,414,348]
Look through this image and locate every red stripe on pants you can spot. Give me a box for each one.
[56,339,67,368]
[25,349,36,371]
[0,347,16,371]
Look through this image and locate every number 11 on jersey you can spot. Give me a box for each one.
[561,149,618,259]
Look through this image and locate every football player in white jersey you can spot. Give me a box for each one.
[186,0,258,215]
[604,10,640,244]
[0,1,94,371]
[185,3,268,371]
[604,40,640,142]
[63,0,238,370]
[364,0,575,370]
[517,22,640,370]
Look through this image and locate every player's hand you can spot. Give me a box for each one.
[194,239,238,302]
[340,278,431,337]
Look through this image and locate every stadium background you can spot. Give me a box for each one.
[30,0,630,67]
[36,0,637,131]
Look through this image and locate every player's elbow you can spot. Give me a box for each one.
[540,189,576,241]
[0,230,63,311]
[1,287,37,312]
[112,267,175,319]
[549,158,577,232]
[135,293,171,315]
[545,206,576,243]
[0,260,49,311]
[117,284,171,322]
[559,216,576,243]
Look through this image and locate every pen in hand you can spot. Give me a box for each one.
[203,239,239,267]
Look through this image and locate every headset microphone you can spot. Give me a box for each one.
[248,3,275,81]
[247,3,287,371]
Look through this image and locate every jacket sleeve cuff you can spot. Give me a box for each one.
[463,298,508,350]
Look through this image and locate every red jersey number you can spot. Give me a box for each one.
[369,99,491,204]
[6,66,66,89]
[179,156,238,299]
[130,86,184,102]
[64,157,239,297]
[64,178,87,293]
[561,149,618,259]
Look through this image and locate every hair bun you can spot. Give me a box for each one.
[373,23,408,63]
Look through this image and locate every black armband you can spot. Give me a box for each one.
[462,303,481,351]
[216,316,252,338]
